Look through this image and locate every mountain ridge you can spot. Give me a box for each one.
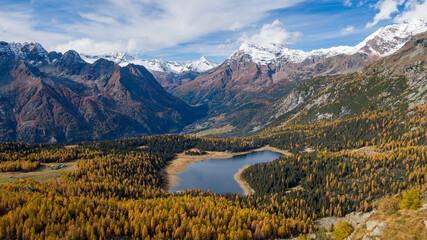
[81,53,219,74]
[261,31,427,131]
[231,19,427,65]
[0,41,202,143]
[174,20,427,137]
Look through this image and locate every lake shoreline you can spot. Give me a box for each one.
[233,165,254,195]
[234,147,292,196]
[163,145,291,192]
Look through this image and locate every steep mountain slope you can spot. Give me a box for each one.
[262,31,427,130]
[174,20,427,136]
[0,42,202,143]
[151,70,201,91]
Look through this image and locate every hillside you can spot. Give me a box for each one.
[0,42,203,143]
[173,21,427,137]
[261,31,427,129]
[0,100,424,239]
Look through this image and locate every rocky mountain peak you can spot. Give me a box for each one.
[81,53,219,74]
[230,19,427,66]
[61,50,85,63]
[230,42,287,65]
[7,42,50,65]
[0,42,14,59]
[355,19,427,56]
[55,50,87,75]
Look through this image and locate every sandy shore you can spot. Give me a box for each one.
[233,146,292,195]
[234,165,255,195]
[163,145,291,192]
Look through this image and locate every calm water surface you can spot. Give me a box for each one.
[170,150,283,194]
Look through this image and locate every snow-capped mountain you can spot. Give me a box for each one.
[6,42,50,65]
[81,53,219,74]
[355,18,427,56]
[230,19,427,65]
[1,41,64,66]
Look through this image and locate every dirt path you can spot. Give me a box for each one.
[163,145,291,192]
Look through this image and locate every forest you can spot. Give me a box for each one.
[0,105,425,239]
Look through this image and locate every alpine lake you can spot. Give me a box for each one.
[170,150,283,194]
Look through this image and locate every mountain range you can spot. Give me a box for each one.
[0,20,426,143]
[259,31,427,131]
[81,53,218,91]
[173,20,427,136]
[0,42,202,143]
[81,53,219,74]
[233,19,427,65]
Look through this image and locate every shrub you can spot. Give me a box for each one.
[327,224,334,232]
[332,221,354,240]
[399,188,421,210]
[377,195,399,212]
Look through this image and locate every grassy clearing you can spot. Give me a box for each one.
[378,209,427,240]
[0,159,79,183]
[193,125,234,137]
[351,207,427,240]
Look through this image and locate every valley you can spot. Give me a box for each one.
[0,101,425,239]
[0,8,426,240]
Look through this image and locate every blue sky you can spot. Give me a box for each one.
[0,0,426,61]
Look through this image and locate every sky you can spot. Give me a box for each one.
[0,0,426,62]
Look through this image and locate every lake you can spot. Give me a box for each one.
[170,150,283,194]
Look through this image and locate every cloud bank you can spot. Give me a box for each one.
[366,0,404,28]
[0,0,305,55]
[395,0,427,23]
[366,0,426,28]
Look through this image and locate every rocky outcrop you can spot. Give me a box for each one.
[366,221,387,237]
[314,211,374,230]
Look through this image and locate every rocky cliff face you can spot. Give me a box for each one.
[0,42,203,143]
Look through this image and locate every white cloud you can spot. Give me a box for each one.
[55,38,127,55]
[341,25,355,35]
[394,0,427,23]
[366,0,405,28]
[344,0,353,7]
[0,11,70,47]
[240,20,302,46]
[0,0,305,55]
[178,20,302,57]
